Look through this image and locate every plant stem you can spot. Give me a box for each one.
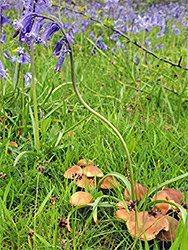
[0,12,3,114]
[32,14,135,200]
[58,19,135,200]
[30,42,40,149]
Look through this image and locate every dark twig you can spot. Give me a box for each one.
[60,6,188,71]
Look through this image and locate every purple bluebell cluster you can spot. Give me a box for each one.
[2,0,188,72]
[59,0,188,53]
[9,0,71,71]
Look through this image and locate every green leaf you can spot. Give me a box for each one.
[34,187,55,219]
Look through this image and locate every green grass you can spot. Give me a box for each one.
[0,6,188,249]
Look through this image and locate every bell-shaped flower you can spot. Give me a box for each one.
[0,60,8,80]
[24,72,32,87]
[55,47,71,72]
[0,32,6,43]
[16,47,30,65]
[39,23,59,46]
[53,38,65,56]
[3,49,17,64]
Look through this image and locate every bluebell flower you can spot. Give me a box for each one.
[24,72,32,87]
[53,38,65,56]
[144,37,152,50]
[3,49,17,64]
[36,0,52,8]
[16,47,30,65]
[2,15,11,26]
[13,14,33,34]
[22,0,52,14]
[55,53,65,72]
[135,57,140,66]
[39,23,59,46]
[25,18,43,43]
[90,31,95,40]
[0,60,8,80]
[154,44,164,51]
[0,32,6,43]
[55,47,71,72]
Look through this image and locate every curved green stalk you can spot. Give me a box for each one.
[32,14,135,200]
[69,51,135,200]
[30,42,40,149]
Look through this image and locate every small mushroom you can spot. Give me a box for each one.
[64,166,83,179]
[152,190,181,214]
[157,216,178,242]
[8,141,18,147]
[163,188,184,204]
[83,166,103,178]
[115,208,134,222]
[127,211,169,241]
[116,200,130,209]
[69,191,93,207]
[77,159,94,166]
[100,176,119,189]
[76,176,96,191]
[124,183,147,201]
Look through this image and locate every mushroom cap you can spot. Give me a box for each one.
[163,188,184,204]
[152,190,181,214]
[115,209,133,222]
[8,141,18,147]
[157,216,178,242]
[100,176,119,189]
[83,166,103,178]
[124,183,148,201]
[64,165,83,179]
[116,201,130,209]
[127,211,169,241]
[77,159,94,166]
[69,191,93,206]
[76,176,96,190]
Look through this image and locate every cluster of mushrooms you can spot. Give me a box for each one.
[64,159,187,243]
[116,183,187,242]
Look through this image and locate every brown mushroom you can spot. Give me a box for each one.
[152,190,181,214]
[100,176,119,189]
[76,176,96,191]
[163,188,184,204]
[64,165,83,179]
[83,166,103,178]
[116,200,130,209]
[127,211,169,241]
[8,141,18,147]
[69,191,93,207]
[115,209,134,222]
[157,216,178,242]
[77,159,94,166]
[124,183,148,201]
